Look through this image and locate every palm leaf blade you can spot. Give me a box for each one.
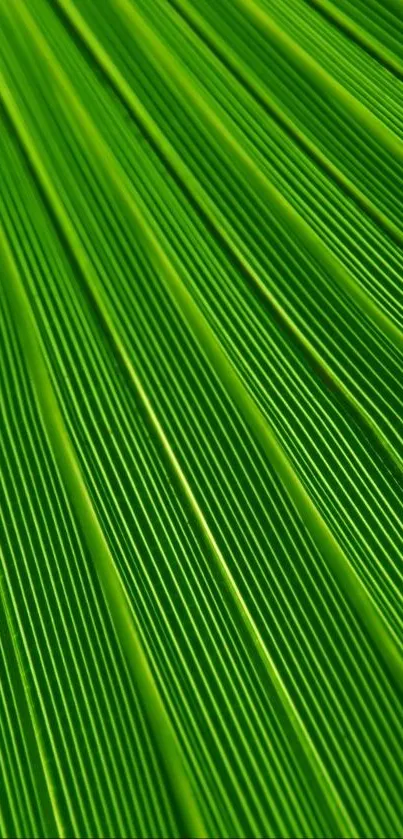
[1,0,402,836]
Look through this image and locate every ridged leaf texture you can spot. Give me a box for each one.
[1,0,402,836]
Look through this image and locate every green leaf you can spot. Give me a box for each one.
[1,0,402,836]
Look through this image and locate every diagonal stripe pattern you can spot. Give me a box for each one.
[1,0,402,836]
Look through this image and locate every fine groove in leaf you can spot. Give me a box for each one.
[235,0,403,158]
[302,0,403,77]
